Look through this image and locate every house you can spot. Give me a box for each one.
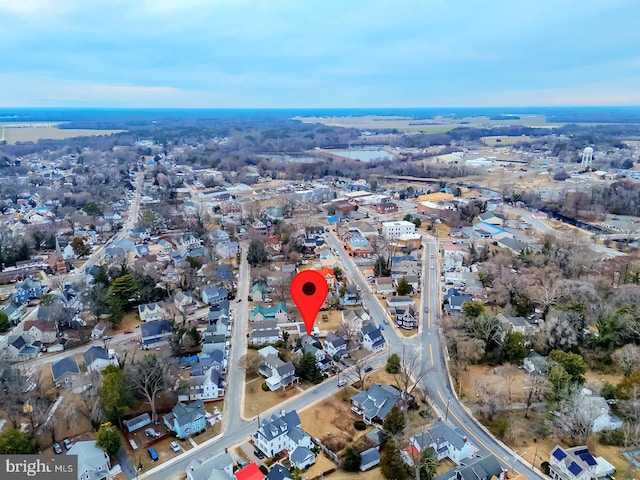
[234,463,265,480]
[123,413,151,433]
[360,322,385,352]
[46,251,68,275]
[83,346,113,373]
[324,332,347,359]
[498,237,528,255]
[360,447,381,471]
[381,220,416,240]
[164,400,208,439]
[259,354,297,391]
[266,465,292,480]
[202,286,229,305]
[179,366,225,402]
[66,440,111,480]
[250,283,268,302]
[216,241,240,259]
[523,352,548,375]
[186,452,234,480]
[51,357,80,383]
[316,267,337,290]
[342,309,370,337]
[496,313,535,337]
[549,445,615,480]
[302,342,332,373]
[209,301,231,325]
[12,277,46,304]
[340,284,360,306]
[443,246,467,270]
[3,334,39,361]
[22,320,57,344]
[254,410,314,461]
[249,326,281,346]
[375,277,395,295]
[445,292,472,314]
[386,296,415,308]
[175,292,195,313]
[201,333,227,355]
[138,302,167,322]
[434,455,504,480]
[140,320,173,350]
[290,446,316,470]
[581,394,623,433]
[478,211,504,226]
[411,419,473,465]
[395,306,419,330]
[351,384,403,424]
[250,303,287,323]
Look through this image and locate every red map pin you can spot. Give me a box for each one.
[290,270,329,336]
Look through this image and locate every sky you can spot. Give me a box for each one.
[0,0,639,108]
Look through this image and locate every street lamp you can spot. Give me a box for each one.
[445,396,452,421]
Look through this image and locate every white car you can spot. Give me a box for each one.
[170,441,180,453]
[337,378,347,387]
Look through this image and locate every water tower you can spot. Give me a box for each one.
[581,147,594,168]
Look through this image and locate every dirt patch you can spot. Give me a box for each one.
[459,364,529,404]
[584,371,623,392]
[304,452,339,478]
[243,378,303,418]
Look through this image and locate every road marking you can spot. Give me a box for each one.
[429,344,434,366]
[437,390,521,475]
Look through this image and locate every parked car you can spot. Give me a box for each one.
[63,438,73,450]
[170,441,180,453]
[53,443,63,454]
[254,450,265,459]
[364,365,373,373]
[144,428,161,438]
[148,447,159,461]
[337,378,347,387]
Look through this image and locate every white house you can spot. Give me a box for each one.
[375,277,395,295]
[22,320,57,344]
[66,440,111,480]
[381,220,415,240]
[216,241,239,259]
[410,419,473,465]
[254,410,314,462]
[259,354,297,391]
[83,346,114,373]
[549,445,615,480]
[360,322,385,352]
[138,302,167,322]
[582,394,623,433]
[342,309,370,338]
[324,332,347,359]
[186,453,234,480]
[179,366,225,402]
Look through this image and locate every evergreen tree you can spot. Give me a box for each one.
[386,353,401,374]
[396,277,412,296]
[0,429,37,454]
[382,405,406,437]
[99,366,134,426]
[297,352,321,382]
[96,425,122,456]
[380,438,407,480]
[342,445,361,472]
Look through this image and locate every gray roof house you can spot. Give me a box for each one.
[254,410,314,461]
[66,440,111,480]
[360,322,386,352]
[83,346,112,373]
[324,332,347,359]
[290,446,316,470]
[360,447,381,471]
[434,454,503,480]
[351,383,402,424]
[202,286,228,306]
[51,357,80,383]
[266,465,292,480]
[411,419,473,465]
[123,413,152,433]
[138,301,167,322]
[140,319,173,350]
[186,452,234,480]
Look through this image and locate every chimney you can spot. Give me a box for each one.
[463,436,467,443]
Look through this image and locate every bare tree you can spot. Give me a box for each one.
[500,364,521,405]
[346,356,371,389]
[392,347,431,399]
[558,388,601,444]
[239,354,263,378]
[456,337,484,371]
[524,373,548,419]
[613,344,640,377]
[126,354,168,423]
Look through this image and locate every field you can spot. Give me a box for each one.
[1,123,125,144]
[293,114,565,132]
[481,135,533,146]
